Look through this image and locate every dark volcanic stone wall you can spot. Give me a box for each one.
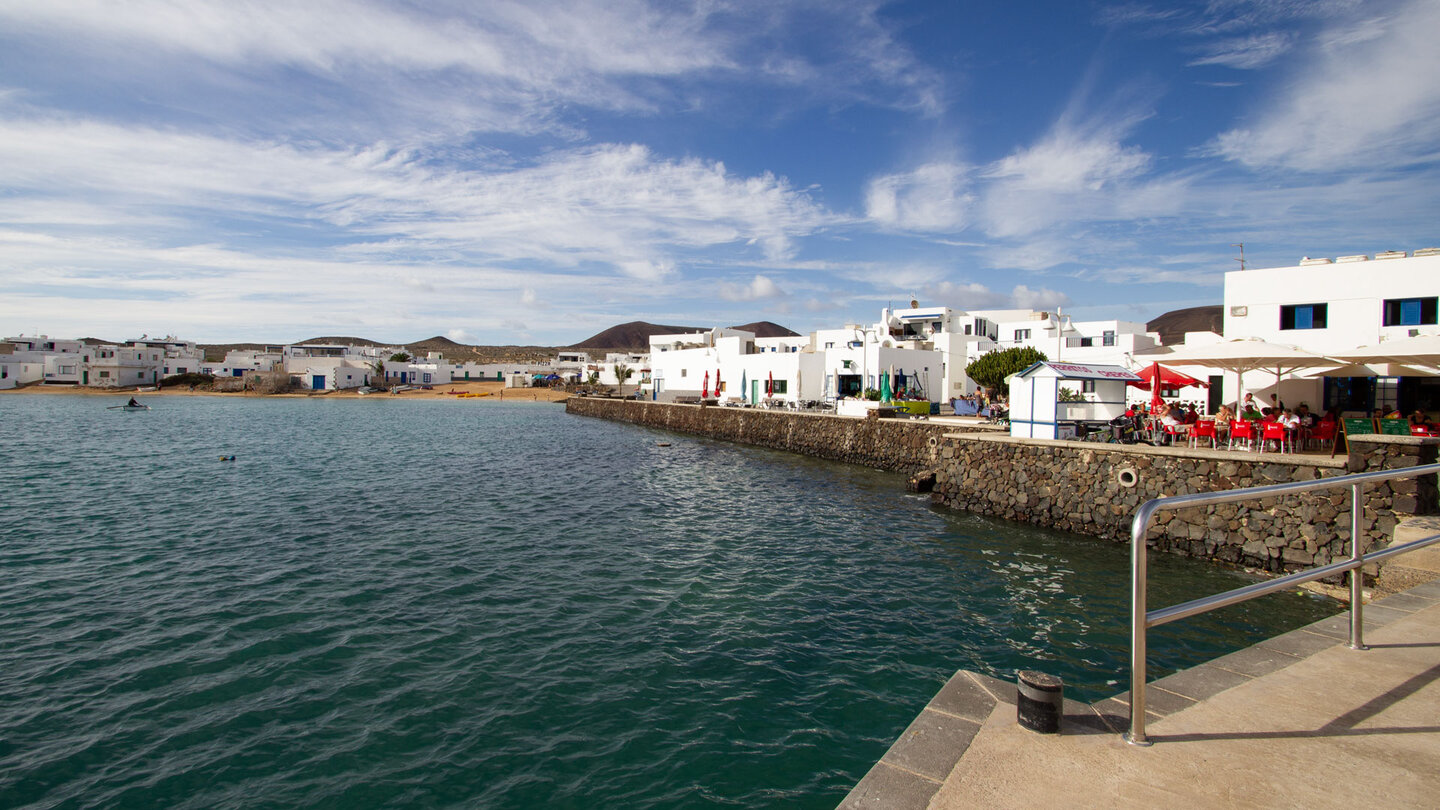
[564,397,962,476]
[930,434,1438,573]
[567,397,1439,574]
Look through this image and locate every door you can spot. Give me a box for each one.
[312,375,325,390]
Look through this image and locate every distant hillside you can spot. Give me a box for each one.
[569,321,700,350]
[1147,305,1223,346]
[570,320,799,351]
[733,321,800,338]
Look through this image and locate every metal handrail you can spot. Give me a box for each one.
[1126,461,1440,745]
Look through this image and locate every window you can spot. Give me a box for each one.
[963,325,972,335]
[680,369,687,377]
[1013,329,1031,341]
[1383,297,1438,327]
[769,380,788,394]
[824,342,834,349]
[1280,303,1328,330]
[99,371,110,378]
[1066,337,1094,348]
[1081,380,1096,393]
[1102,331,1116,347]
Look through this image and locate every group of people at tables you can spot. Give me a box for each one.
[1120,394,1438,451]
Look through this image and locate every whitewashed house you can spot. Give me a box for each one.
[1218,248,1440,414]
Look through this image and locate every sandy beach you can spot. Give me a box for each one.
[0,380,574,403]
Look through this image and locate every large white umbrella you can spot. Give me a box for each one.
[1145,338,1336,409]
[1329,334,1440,373]
[1302,362,1437,378]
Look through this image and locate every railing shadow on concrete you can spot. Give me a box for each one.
[1126,462,1440,745]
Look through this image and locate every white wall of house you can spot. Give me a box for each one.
[1219,249,1440,410]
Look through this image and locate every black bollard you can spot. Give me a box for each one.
[1016,670,1064,733]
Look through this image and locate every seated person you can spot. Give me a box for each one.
[1240,401,1262,420]
[1279,408,1300,430]
[1260,407,1277,423]
[1214,404,1234,431]
[1322,407,1340,424]
[1158,404,1184,444]
[1409,409,1431,427]
[1295,404,1316,427]
[1184,404,1200,424]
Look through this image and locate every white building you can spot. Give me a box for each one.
[874,304,1159,400]
[1219,248,1440,414]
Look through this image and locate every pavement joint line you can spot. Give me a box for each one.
[874,759,943,785]
[964,670,1005,703]
[924,706,985,723]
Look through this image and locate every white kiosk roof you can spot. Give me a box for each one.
[1016,361,1142,381]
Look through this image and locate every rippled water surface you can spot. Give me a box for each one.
[0,394,1338,808]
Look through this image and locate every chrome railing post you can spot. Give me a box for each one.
[1349,481,1367,650]
[1126,502,1156,746]
[1121,462,1440,746]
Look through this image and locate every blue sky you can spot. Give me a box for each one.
[2,0,1437,345]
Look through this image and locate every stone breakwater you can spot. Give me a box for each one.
[564,397,980,476]
[930,433,1438,573]
[566,398,1439,574]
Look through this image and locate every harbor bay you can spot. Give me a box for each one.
[0,395,1339,808]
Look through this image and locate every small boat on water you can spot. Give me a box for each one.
[108,404,151,411]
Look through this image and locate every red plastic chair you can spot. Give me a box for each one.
[1228,420,1254,451]
[1308,421,1336,449]
[1260,421,1291,453]
[1189,420,1218,449]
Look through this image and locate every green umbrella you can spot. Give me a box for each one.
[879,367,892,402]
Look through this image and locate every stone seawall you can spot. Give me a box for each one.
[930,433,1439,573]
[567,397,1439,574]
[564,397,969,475]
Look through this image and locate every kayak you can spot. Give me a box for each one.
[108,404,151,411]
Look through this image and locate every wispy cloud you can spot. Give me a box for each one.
[1208,0,1440,170]
[864,162,973,231]
[1187,32,1293,69]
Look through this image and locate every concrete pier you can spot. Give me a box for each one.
[841,520,1440,809]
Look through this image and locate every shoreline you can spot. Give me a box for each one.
[0,379,573,403]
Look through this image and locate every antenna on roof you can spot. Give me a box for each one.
[1232,243,1246,271]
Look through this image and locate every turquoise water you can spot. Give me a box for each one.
[0,395,1337,808]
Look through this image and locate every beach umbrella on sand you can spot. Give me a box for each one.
[702,370,710,399]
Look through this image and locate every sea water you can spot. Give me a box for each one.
[0,395,1338,808]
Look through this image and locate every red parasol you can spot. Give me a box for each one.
[715,368,721,397]
[1128,362,1207,392]
[767,371,774,397]
[702,370,710,398]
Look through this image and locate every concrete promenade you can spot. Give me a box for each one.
[842,518,1440,809]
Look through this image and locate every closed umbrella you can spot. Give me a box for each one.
[702,370,709,399]
[715,368,722,398]
[879,366,892,402]
[741,370,747,403]
[767,371,774,397]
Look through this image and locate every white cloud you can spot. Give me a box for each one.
[1010,284,1071,312]
[717,274,785,302]
[865,162,973,231]
[1187,32,1293,69]
[1209,0,1440,171]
